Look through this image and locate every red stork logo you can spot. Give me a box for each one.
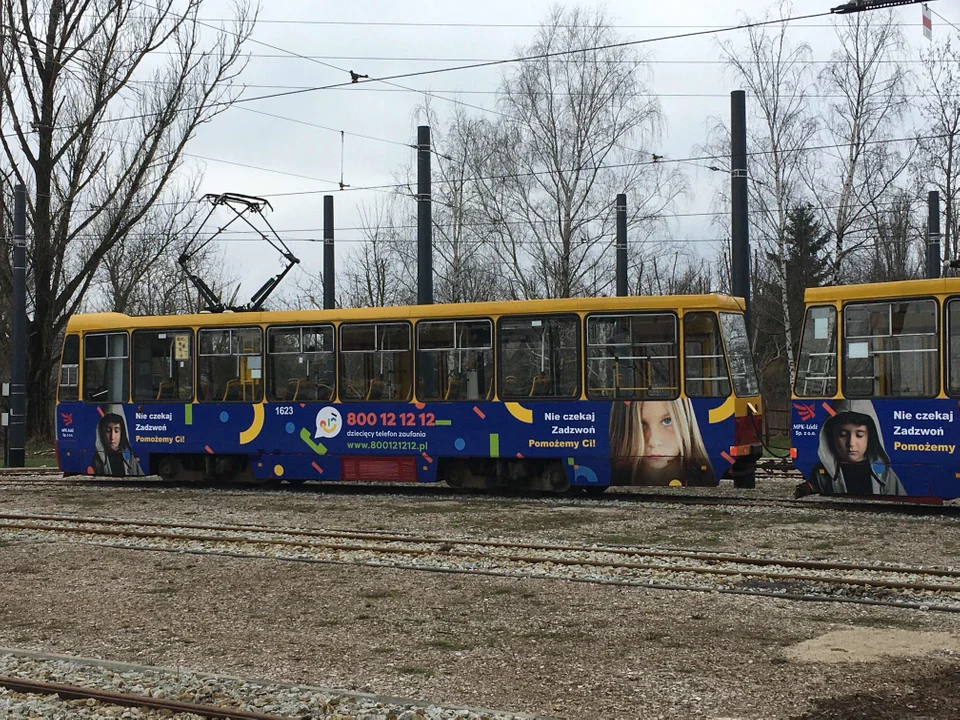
[60,412,73,427]
[793,403,816,422]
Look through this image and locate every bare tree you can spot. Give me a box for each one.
[471,5,684,299]
[716,2,818,380]
[854,190,924,283]
[636,248,715,296]
[809,10,912,282]
[0,0,255,437]
[340,198,414,308]
[917,39,960,263]
[269,266,326,311]
[89,178,225,315]
[394,102,507,304]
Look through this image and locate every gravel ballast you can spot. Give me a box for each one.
[0,478,958,718]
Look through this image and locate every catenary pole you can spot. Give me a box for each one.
[417,125,433,305]
[731,90,751,325]
[9,184,26,467]
[927,190,941,280]
[323,195,336,309]
[616,193,628,296]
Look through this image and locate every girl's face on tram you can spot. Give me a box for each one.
[833,422,868,463]
[639,401,680,468]
[104,421,122,452]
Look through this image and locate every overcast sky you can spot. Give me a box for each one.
[184,0,948,300]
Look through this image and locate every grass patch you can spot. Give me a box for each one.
[424,639,472,652]
[517,627,591,642]
[591,533,648,547]
[7,563,43,575]
[374,646,396,654]
[52,492,109,509]
[849,615,927,631]
[763,435,791,458]
[310,619,340,628]
[392,503,459,515]
[670,509,737,535]
[246,501,321,514]
[398,666,435,677]
[0,439,57,468]
[142,586,178,595]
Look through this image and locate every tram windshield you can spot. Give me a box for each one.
[719,312,759,396]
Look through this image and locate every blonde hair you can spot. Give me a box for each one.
[609,399,711,482]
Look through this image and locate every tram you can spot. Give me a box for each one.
[55,295,763,491]
[791,277,960,500]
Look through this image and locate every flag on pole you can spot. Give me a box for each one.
[922,3,933,41]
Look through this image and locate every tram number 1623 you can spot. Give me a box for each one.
[347,412,437,427]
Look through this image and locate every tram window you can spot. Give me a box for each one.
[719,313,760,397]
[58,334,80,402]
[499,315,579,400]
[417,319,493,401]
[339,322,412,401]
[132,331,193,402]
[586,313,678,400]
[948,300,960,396]
[83,332,129,403]
[197,327,263,402]
[843,299,938,398]
[267,325,335,402]
[794,306,837,397]
[683,313,731,398]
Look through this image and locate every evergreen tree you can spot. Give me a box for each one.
[783,204,832,348]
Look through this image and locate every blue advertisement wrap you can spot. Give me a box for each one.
[57,397,742,487]
[791,398,960,499]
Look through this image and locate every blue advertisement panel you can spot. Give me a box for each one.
[791,398,960,499]
[57,397,741,487]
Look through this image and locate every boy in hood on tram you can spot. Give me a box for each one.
[795,399,906,498]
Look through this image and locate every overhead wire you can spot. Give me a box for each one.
[0,7,836,132]
[236,129,945,201]
[0,5,939,241]
[927,7,960,35]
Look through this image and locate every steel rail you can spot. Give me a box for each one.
[1,511,958,579]
[0,675,293,720]
[3,517,960,595]
[0,467,61,476]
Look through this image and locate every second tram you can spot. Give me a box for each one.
[792,277,960,500]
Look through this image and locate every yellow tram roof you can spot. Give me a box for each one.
[66,294,746,332]
[805,277,960,304]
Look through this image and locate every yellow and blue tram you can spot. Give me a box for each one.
[792,278,960,499]
[56,295,763,491]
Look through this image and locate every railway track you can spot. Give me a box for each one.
[2,467,959,517]
[0,467,62,476]
[2,512,958,612]
[0,674,291,720]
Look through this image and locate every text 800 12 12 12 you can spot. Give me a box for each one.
[346,412,436,427]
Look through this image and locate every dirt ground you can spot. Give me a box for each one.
[0,483,958,719]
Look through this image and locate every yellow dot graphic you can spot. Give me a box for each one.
[274,464,284,477]
[668,479,682,487]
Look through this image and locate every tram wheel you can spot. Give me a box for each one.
[156,455,182,482]
[443,460,470,489]
[733,472,756,490]
[543,462,571,493]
